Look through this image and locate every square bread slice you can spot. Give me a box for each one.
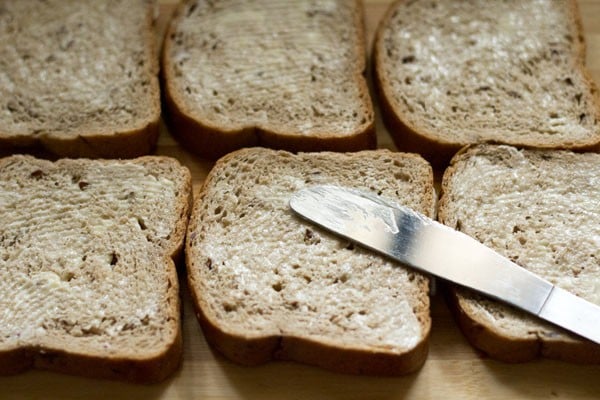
[187,148,435,375]
[439,144,600,363]
[0,0,160,158]
[374,0,600,167]
[0,155,191,382]
[162,0,375,159]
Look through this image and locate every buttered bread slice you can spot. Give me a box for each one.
[187,148,434,374]
[163,0,375,158]
[374,0,600,167]
[0,155,191,382]
[439,145,600,363]
[0,0,160,158]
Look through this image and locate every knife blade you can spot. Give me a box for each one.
[289,185,600,345]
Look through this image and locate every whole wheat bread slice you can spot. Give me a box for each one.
[374,0,600,167]
[439,144,600,363]
[162,0,375,159]
[0,155,191,382]
[0,0,160,158]
[187,148,434,374]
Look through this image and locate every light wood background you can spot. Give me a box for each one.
[2,1,600,399]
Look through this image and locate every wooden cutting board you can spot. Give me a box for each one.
[1,1,599,399]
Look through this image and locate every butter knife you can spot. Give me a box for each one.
[289,185,600,345]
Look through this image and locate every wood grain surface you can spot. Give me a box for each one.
[2,1,600,399]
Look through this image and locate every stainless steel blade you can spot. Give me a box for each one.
[289,185,600,345]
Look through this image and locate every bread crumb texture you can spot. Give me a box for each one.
[441,145,600,342]
[0,156,187,361]
[378,0,600,146]
[166,0,372,136]
[188,149,434,363]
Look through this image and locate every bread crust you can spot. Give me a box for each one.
[439,144,600,364]
[186,148,434,375]
[445,287,600,363]
[0,0,161,159]
[373,0,600,169]
[189,254,430,375]
[0,266,182,383]
[161,0,376,159]
[0,155,193,383]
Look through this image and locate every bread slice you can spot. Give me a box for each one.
[162,0,375,159]
[0,0,160,158]
[439,144,600,363]
[187,148,434,374]
[374,0,600,167]
[0,155,191,382]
